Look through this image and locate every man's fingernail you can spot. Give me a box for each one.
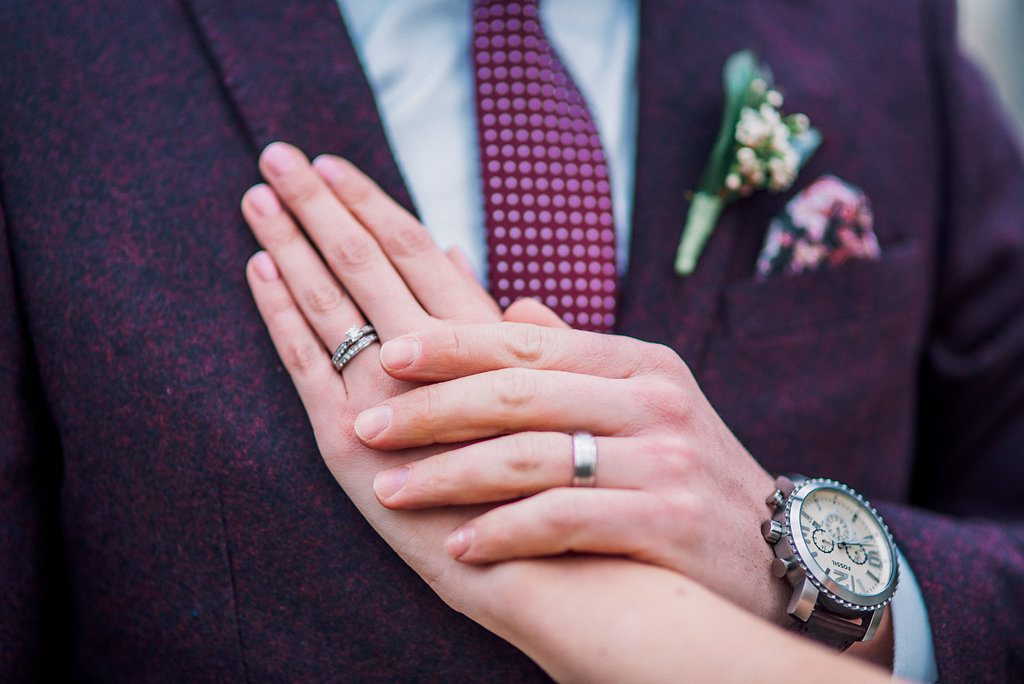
[251,251,279,281]
[262,142,296,174]
[380,338,420,372]
[248,184,282,216]
[312,155,345,182]
[373,467,410,500]
[354,405,392,441]
[445,527,474,559]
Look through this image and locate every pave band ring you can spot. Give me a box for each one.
[571,431,598,487]
[332,325,378,372]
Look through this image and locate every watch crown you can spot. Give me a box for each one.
[765,488,785,510]
[770,556,797,578]
[761,519,784,544]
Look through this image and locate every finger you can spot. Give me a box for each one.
[445,245,477,283]
[242,184,370,354]
[245,251,355,418]
[257,142,429,336]
[502,297,570,328]
[313,154,498,323]
[377,322,683,382]
[445,246,502,318]
[443,488,673,565]
[373,432,652,509]
[353,368,650,448]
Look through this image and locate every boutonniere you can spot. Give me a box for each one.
[674,50,822,275]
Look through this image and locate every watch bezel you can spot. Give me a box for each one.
[784,478,899,612]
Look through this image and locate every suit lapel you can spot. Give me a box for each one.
[619,0,751,371]
[183,0,414,211]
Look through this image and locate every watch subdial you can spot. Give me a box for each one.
[812,528,835,553]
[823,512,850,543]
[843,543,868,565]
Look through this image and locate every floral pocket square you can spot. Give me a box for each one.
[755,175,880,280]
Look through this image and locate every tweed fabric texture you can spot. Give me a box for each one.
[1,0,1023,681]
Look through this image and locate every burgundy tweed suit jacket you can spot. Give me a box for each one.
[2,0,1023,681]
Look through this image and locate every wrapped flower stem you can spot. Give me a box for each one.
[674,50,821,275]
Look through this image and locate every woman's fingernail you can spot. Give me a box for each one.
[312,155,345,182]
[249,185,281,216]
[373,467,410,500]
[445,527,474,559]
[354,405,392,441]
[262,142,296,175]
[379,337,420,372]
[251,251,279,281]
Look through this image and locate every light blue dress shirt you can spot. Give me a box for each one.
[334,1,936,680]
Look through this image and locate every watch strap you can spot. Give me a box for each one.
[791,608,872,651]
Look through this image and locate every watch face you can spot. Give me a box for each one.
[788,481,897,608]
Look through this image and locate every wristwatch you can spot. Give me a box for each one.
[761,475,899,650]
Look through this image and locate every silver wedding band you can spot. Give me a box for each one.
[571,430,598,487]
[332,325,378,372]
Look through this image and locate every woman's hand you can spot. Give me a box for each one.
[241,141,503,579]
[354,321,790,623]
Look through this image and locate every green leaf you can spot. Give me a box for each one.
[698,50,761,194]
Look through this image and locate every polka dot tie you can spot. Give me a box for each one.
[472,0,618,332]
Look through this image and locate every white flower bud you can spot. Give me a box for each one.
[759,103,782,127]
[771,125,791,152]
[747,167,765,187]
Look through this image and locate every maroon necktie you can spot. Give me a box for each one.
[472,0,618,332]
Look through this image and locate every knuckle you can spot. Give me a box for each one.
[282,339,323,375]
[413,324,463,374]
[482,514,516,550]
[544,493,588,535]
[419,461,456,498]
[492,368,536,411]
[337,171,373,206]
[644,433,696,480]
[301,283,345,314]
[506,324,546,366]
[277,175,322,206]
[379,219,435,258]
[504,433,547,476]
[441,325,463,362]
[646,342,689,376]
[327,234,377,271]
[258,220,299,250]
[668,491,703,528]
[412,384,442,431]
[262,290,297,317]
[624,497,671,545]
[631,378,687,423]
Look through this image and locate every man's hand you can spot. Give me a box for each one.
[355,319,791,624]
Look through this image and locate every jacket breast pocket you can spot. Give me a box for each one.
[723,241,928,343]
[704,242,929,497]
